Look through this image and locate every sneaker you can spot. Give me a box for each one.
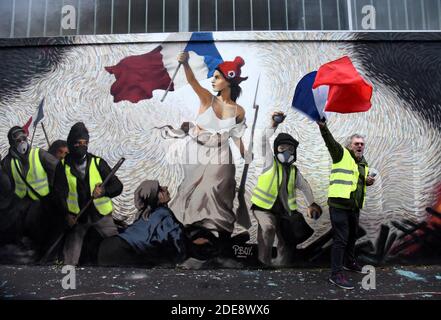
[329,273,355,290]
[343,261,368,274]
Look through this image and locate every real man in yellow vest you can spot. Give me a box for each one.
[53,122,123,266]
[0,126,59,258]
[317,119,376,290]
[251,112,322,267]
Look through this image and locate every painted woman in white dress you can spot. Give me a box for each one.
[161,52,249,239]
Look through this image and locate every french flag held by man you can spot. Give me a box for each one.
[292,56,373,121]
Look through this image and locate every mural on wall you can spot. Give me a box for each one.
[0,32,440,267]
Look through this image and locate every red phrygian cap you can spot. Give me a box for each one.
[216,56,248,84]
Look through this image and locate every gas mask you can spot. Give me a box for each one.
[275,142,297,165]
[277,150,295,164]
[273,133,299,166]
[16,141,29,155]
[9,127,29,156]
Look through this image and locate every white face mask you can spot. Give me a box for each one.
[277,151,294,164]
[16,141,29,155]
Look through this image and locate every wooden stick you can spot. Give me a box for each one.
[41,123,51,148]
[29,125,37,148]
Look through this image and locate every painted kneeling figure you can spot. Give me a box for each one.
[98,180,188,267]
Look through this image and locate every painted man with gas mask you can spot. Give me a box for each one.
[0,126,59,258]
[53,122,123,265]
[251,112,322,267]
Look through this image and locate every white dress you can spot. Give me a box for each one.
[160,96,246,235]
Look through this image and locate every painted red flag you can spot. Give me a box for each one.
[105,46,173,103]
[23,117,32,136]
[312,56,373,113]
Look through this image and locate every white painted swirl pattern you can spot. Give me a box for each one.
[1,33,440,251]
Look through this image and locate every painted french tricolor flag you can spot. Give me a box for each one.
[105,32,223,103]
[292,56,373,121]
[23,98,45,136]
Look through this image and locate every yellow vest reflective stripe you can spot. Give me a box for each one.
[328,148,368,207]
[10,148,49,201]
[89,158,113,215]
[251,160,297,210]
[63,157,113,216]
[64,160,80,214]
[11,161,27,199]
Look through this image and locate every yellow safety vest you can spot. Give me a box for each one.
[328,148,369,208]
[63,157,113,216]
[251,159,297,211]
[10,148,49,201]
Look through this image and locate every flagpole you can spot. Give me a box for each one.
[160,62,182,102]
[30,126,37,148]
[29,98,46,148]
[41,123,51,148]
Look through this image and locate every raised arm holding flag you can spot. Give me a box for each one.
[105,32,223,104]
